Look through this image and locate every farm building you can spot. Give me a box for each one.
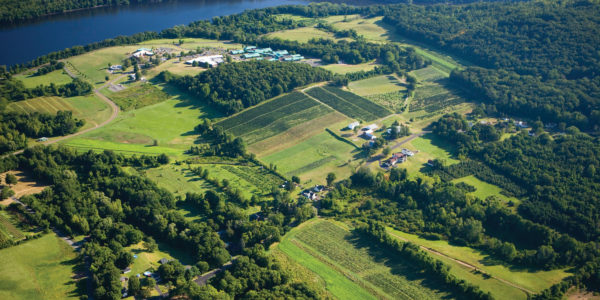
[386,126,402,134]
[364,131,376,140]
[244,46,257,52]
[267,58,278,61]
[109,65,122,71]
[159,258,169,264]
[132,48,153,58]
[270,50,289,58]
[382,153,407,168]
[230,49,244,55]
[242,53,261,59]
[253,48,273,54]
[401,148,414,156]
[348,121,360,130]
[185,55,224,67]
[37,137,48,142]
[283,54,304,61]
[364,124,378,131]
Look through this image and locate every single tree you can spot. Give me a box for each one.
[326,173,336,186]
[5,173,17,185]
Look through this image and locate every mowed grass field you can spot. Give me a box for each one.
[62,84,220,156]
[0,234,79,300]
[6,95,112,131]
[15,69,73,88]
[267,26,347,43]
[278,219,449,300]
[386,228,570,297]
[321,61,379,74]
[392,133,459,179]
[452,175,521,205]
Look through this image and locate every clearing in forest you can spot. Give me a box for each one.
[0,234,79,300]
[278,219,451,300]
[267,26,348,43]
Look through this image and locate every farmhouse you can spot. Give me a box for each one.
[185,55,224,67]
[382,153,407,168]
[348,121,360,130]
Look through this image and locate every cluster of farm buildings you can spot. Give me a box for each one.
[381,149,414,169]
[232,46,304,61]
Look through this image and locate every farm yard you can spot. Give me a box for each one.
[278,219,450,300]
[0,234,79,300]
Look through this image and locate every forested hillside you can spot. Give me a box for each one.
[383,1,600,129]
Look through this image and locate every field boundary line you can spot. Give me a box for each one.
[387,230,534,295]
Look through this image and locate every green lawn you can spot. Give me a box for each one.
[261,131,359,184]
[126,240,194,276]
[387,228,570,295]
[452,175,521,205]
[278,219,449,300]
[267,27,346,43]
[393,133,459,178]
[62,84,220,157]
[0,234,79,300]
[15,69,73,88]
[145,164,213,198]
[6,95,112,131]
[321,61,379,74]
[348,75,406,96]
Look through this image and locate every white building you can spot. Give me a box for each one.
[185,55,224,68]
[364,124,378,131]
[348,121,360,130]
[132,48,154,58]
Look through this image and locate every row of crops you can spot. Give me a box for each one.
[216,92,334,145]
[216,92,308,131]
[323,86,391,119]
[293,220,442,300]
[220,165,281,194]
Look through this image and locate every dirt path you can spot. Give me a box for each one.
[8,72,123,156]
[387,231,535,295]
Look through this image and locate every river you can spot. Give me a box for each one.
[0,0,309,66]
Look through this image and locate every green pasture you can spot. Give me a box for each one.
[387,228,570,295]
[279,219,449,300]
[261,131,359,184]
[321,61,378,74]
[410,66,449,82]
[6,95,112,130]
[63,84,220,156]
[452,175,521,205]
[394,133,459,177]
[66,45,140,85]
[15,69,73,88]
[348,74,406,96]
[0,234,79,300]
[328,16,393,42]
[145,164,213,197]
[267,27,345,43]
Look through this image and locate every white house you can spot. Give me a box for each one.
[348,121,360,130]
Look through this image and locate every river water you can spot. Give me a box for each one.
[0,0,309,66]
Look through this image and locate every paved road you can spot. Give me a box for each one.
[7,71,123,156]
[194,260,234,286]
[388,231,534,295]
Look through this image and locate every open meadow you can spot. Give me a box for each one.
[452,175,521,205]
[62,84,220,157]
[386,228,571,297]
[0,234,79,300]
[14,69,74,88]
[321,61,379,74]
[278,219,451,300]
[267,26,346,43]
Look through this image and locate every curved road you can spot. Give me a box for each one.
[9,72,123,156]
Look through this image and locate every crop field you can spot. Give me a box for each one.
[267,26,345,43]
[279,219,449,300]
[386,228,570,296]
[0,234,79,300]
[109,83,169,111]
[0,211,25,242]
[411,66,448,82]
[365,91,406,113]
[410,79,466,113]
[63,85,220,156]
[6,95,112,130]
[217,92,335,145]
[248,112,349,157]
[145,164,213,197]
[306,86,391,121]
[15,69,73,88]
[452,175,521,205]
[261,131,360,184]
[320,62,378,74]
[348,75,406,96]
